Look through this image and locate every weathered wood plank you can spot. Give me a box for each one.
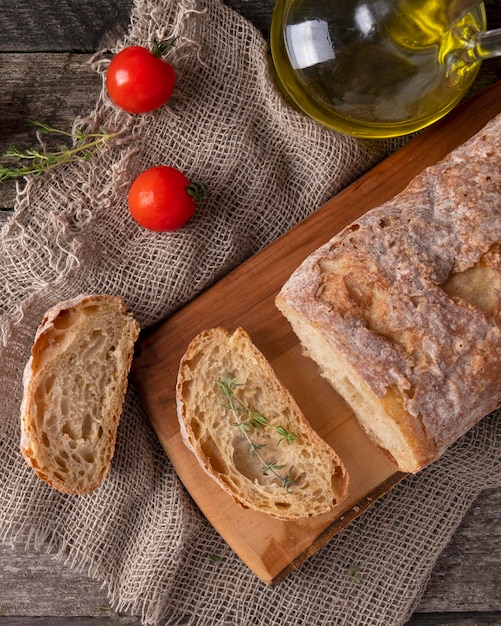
[0,1,500,624]
[0,53,101,136]
[415,488,501,614]
[0,0,133,52]
[0,488,499,623]
[224,0,274,36]
[407,614,501,625]
[0,615,140,626]
[0,52,101,208]
[0,0,272,53]
[1,0,499,50]
[1,0,499,52]
[1,0,499,208]
[0,541,112,617]
[0,0,274,52]
[2,617,496,626]
[0,52,499,210]
[405,488,501,625]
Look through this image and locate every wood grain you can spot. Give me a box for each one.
[0,0,133,52]
[415,487,501,614]
[0,488,499,624]
[132,82,501,585]
[0,0,500,622]
[0,52,101,208]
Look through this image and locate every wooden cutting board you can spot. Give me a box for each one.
[132,82,501,585]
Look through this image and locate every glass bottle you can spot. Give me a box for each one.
[270,0,501,137]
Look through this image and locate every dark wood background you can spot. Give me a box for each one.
[0,1,499,624]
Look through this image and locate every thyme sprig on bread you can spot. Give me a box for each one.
[176,327,349,520]
[217,374,299,492]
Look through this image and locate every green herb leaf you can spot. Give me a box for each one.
[208,554,222,563]
[282,469,298,493]
[262,461,286,475]
[234,422,251,436]
[0,119,118,183]
[249,411,268,429]
[275,425,299,446]
[248,442,266,457]
[348,564,362,583]
[217,374,301,493]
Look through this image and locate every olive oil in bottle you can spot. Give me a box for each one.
[270,0,487,137]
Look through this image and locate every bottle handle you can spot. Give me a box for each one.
[457,26,501,62]
[468,27,501,61]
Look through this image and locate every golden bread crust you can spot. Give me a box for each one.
[20,294,140,494]
[276,114,501,473]
[176,327,349,520]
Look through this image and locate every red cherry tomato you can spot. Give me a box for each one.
[128,165,206,231]
[106,44,175,114]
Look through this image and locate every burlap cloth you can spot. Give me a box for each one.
[0,0,499,623]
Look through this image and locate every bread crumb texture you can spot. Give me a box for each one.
[176,327,349,520]
[276,114,501,474]
[20,295,140,494]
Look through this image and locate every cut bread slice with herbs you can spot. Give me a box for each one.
[176,326,349,520]
[20,294,140,495]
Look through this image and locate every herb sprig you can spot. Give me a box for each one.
[348,564,362,583]
[217,374,300,493]
[0,119,118,182]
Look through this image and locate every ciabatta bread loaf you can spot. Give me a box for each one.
[20,294,140,494]
[176,327,349,520]
[276,114,501,474]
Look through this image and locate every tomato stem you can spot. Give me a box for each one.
[151,38,177,58]
[187,181,208,201]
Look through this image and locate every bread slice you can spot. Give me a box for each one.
[176,327,349,520]
[20,294,140,495]
[276,114,501,474]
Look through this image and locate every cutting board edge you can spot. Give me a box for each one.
[268,470,406,585]
[131,81,501,585]
[132,386,407,585]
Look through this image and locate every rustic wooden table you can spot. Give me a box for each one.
[0,1,499,625]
